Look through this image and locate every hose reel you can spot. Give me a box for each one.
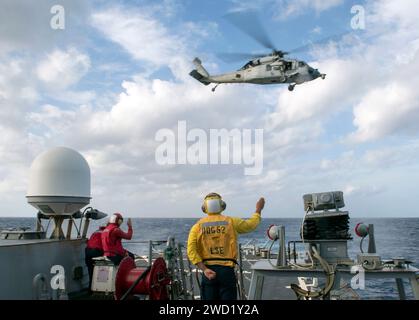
[114,257,170,300]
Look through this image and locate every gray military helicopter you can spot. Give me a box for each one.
[189,12,328,92]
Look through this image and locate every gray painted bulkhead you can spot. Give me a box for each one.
[0,239,88,299]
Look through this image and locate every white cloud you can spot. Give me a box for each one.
[229,0,342,17]
[343,184,385,197]
[349,83,419,142]
[343,0,419,143]
[0,58,40,126]
[319,141,419,177]
[369,0,419,29]
[228,0,267,12]
[91,6,184,68]
[0,3,94,213]
[268,58,368,128]
[0,58,49,201]
[274,0,344,19]
[36,48,91,90]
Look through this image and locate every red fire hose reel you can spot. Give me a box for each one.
[114,257,170,300]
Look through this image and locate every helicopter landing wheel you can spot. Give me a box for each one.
[288,84,295,91]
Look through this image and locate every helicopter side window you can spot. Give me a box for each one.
[266,64,272,71]
[273,65,281,70]
[298,61,305,67]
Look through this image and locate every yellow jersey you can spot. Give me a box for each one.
[187,212,261,267]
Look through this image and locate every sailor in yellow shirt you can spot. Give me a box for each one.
[187,193,265,300]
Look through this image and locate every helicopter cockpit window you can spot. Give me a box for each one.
[241,61,254,70]
[298,61,306,67]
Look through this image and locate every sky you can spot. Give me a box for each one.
[1,0,419,218]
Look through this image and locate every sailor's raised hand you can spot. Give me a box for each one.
[127,218,132,228]
[256,197,265,214]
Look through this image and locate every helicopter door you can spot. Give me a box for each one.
[264,64,278,82]
[284,62,292,71]
[272,65,285,82]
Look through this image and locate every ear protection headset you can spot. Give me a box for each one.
[201,193,226,214]
[109,212,123,224]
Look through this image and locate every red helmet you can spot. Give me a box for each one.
[109,212,123,224]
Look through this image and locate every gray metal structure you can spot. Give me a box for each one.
[247,190,419,300]
[248,260,419,300]
[0,237,88,299]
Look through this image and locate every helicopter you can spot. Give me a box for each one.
[189,12,329,92]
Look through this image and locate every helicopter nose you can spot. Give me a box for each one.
[315,69,323,79]
[309,68,320,79]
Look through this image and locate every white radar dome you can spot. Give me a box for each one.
[26,147,91,215]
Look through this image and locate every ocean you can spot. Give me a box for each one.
[1,216,418,300]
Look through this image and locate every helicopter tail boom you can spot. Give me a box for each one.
[189,58,211,85]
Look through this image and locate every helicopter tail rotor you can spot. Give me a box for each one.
[189,57,211,86]
[192,57,210,78]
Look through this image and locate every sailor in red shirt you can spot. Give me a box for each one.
[85,225,106,290]
[101,213,135,265]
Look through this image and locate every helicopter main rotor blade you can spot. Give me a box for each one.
[288,31,352,54]
[223,11,277,51]
[217,52,266,63]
